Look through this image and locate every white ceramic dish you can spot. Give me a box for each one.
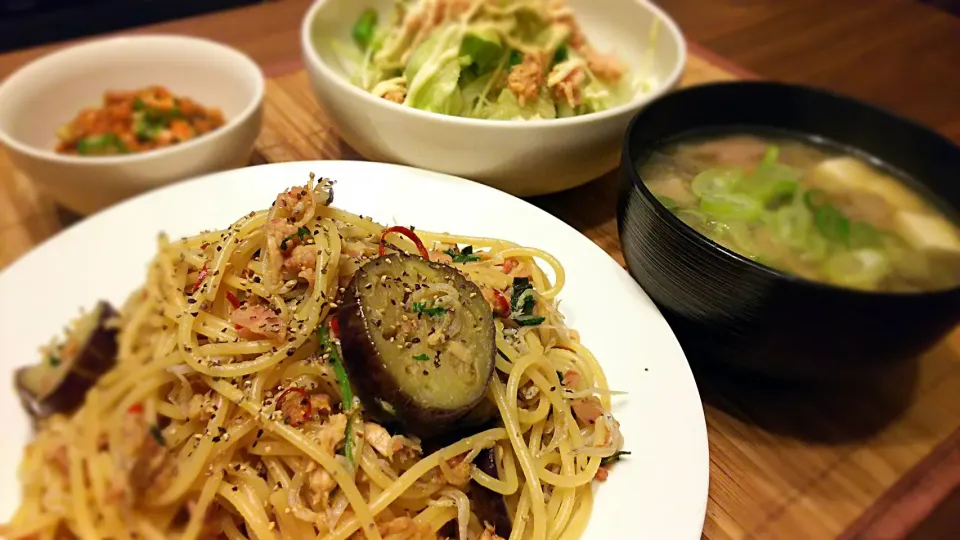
[0,161,708,538]
[0,35,265,215]
[301,0,686,196]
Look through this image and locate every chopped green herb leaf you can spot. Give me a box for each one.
[132,97,147,111]
[509,49,524,66]
[412,302,448,318]
[509,279,541,325]
[48,355,61,367]
[600,450,631,466]
[553,44,568,64]
[510,277,535,315]
[445,245,481,263]
[280,226,312,251]
[352,8,379,50]
[412,353,430,361]
[513,314,545,327]
[149,425,166,447]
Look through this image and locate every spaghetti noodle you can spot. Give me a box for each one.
[3,175,625,540]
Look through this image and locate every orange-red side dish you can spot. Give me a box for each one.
[55,86,225,156]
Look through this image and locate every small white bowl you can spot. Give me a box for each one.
[0,35,265,215]
[301,0,686,196]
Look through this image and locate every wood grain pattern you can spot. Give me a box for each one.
[1,2,960,538]
[657,0,960,145]
[840,424,960,539]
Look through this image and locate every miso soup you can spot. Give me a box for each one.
[640,133,960,292]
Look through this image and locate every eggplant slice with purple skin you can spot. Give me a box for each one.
[338,253,496,438]
[16,301,119,423]
[470,447,512,537]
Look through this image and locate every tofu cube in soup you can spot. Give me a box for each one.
[810,157,925,211]
[894,211,960,264]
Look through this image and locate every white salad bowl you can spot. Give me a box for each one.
[301,0,686,196]
[0,35,264,215]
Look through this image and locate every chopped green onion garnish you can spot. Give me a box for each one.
[814,205,851,246]
[691,168,742,198]
[318,324,357,461]
[412,354,430,361]
[319,325,352,410]
[48,355,61,367]
[699,192,762,221]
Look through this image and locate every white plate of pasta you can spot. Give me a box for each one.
[0,161,707,540]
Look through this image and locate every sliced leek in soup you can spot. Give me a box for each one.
[640,133,960,292]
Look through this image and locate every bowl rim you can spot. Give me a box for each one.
[621,80,960,298]
[0,34,266,166]
[299,0,687,129]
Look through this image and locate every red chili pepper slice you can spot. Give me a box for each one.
[492,290,510,318]
[127,403,143,415]
[277,387,312,427]
[225,291,241,309]
[378,226,431,259]
[192,264,209,293]
[329,317,340,339]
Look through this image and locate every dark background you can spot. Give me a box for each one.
[0,0,261,53]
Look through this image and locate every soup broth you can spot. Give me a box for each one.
[640,133,960,292]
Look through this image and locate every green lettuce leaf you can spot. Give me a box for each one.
[480,87,556,120]
[405,29,463,113]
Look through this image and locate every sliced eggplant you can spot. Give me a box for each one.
[16,301,119,422]
[338,253,496,438]
[470,448,512,537]
[459,396,498,429]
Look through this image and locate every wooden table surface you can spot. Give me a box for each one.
[2,1,960,539]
